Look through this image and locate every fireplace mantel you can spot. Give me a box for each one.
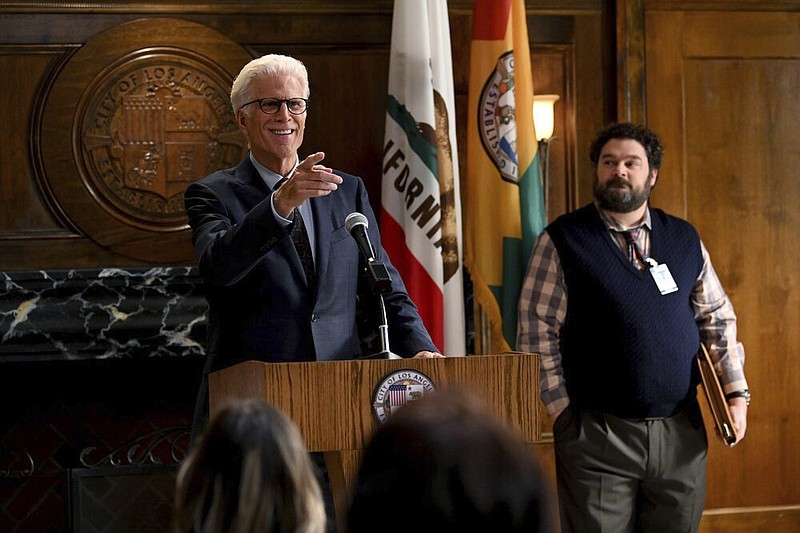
[0,267,207,363]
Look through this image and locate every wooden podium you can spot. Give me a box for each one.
[208,353,542,526]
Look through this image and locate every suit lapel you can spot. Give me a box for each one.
[231,158,272,205]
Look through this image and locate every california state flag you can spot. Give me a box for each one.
[381,0,466,355]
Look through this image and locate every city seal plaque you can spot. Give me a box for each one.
[77,51,243,230]
[35,18,252,263]
[371,369,436,423]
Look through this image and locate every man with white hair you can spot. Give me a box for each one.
[185,54,441,440]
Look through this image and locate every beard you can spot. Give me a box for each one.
[593,176,652,213]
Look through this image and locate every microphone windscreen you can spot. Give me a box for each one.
[345,212,369,234]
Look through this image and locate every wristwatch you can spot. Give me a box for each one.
[725,389,751,406]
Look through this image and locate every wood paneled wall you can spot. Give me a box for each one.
[643,3,800,520]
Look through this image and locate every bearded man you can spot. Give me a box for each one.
[517,122,749,533]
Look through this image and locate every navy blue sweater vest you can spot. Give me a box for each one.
[547,205,703,418]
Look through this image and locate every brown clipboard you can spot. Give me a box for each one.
[697,343,738,446]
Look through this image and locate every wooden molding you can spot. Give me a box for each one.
[615,0,646,124]
[699,505,800,533]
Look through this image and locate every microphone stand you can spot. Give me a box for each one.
[374,293,401,360]
[360,259,401,360]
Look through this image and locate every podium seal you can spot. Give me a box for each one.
[371,369,435,423]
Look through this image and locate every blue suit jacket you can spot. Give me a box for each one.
[185,157,437,375]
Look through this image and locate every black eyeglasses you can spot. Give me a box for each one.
[239,97,309,115]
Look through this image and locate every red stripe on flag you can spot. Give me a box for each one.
[380,209,444,350]
[471,0,511,40]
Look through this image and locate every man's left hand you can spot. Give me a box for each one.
[728,399,748,444]
[412,351,445,359]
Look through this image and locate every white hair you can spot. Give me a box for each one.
[230,54,310,112]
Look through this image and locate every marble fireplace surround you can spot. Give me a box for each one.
[0,267,208,530]
[0,267,208,363]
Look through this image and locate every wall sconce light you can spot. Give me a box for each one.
[533,94,559,215]
[533,94,559,142]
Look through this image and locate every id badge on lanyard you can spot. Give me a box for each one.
[645,257,678,295]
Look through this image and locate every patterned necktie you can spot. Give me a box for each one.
[290,207,316,287]
[621,228,646,269]
[274,178,316,287]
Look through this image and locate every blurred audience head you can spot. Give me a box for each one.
[173,398,326,533]
[348,388,553,533]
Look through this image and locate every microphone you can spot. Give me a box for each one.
[345,212,400,360]
[345,212,392,294]
[344,212,375,261]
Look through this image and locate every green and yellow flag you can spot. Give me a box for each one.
[464,0,546,353]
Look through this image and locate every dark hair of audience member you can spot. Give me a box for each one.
[347,388,553,533]
[173,399,326,533]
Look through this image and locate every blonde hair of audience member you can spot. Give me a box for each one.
[348,388,553,533]
[173,399,326,533]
